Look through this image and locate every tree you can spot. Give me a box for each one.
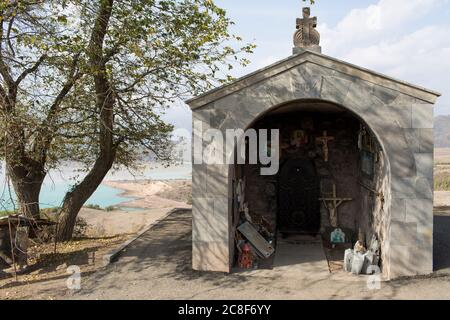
[0,0,254,240]
[0,1,83,217]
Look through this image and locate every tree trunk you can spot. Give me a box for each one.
[7,162,45,219]
[56,0,116,242]
[56,154,115,241]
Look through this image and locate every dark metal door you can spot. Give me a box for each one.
[278,158,320,234]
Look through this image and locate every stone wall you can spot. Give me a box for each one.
[190,52,437,279]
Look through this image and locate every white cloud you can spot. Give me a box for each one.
[320,0,450,114]
[320,0,440,55]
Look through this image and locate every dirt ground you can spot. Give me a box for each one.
[103,179,191,210]
[67,209,450,300]
[0,235,128,300]
[435,148,450,164]
[2,177,450,300]
[0,179,192,300]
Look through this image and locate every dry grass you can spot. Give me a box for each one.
[435,172,450,191]
[0,235,129,300]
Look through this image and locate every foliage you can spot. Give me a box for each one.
[0,210,12,217]
[0,0,254,225]
[0,0,255,171]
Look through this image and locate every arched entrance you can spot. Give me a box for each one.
[230,99,390,273]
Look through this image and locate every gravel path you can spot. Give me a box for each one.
[70,209,450,300]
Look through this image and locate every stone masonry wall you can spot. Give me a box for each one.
[190,55,435,279]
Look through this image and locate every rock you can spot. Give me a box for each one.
[362,251,374,274]
[56,263,67,271]
[344,249,353,272]
[351,252,365,275]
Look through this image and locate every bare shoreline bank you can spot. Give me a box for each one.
[79,179,191,237]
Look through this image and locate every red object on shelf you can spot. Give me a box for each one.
[238,243,253,269]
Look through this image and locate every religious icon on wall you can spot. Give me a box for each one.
[361,150,375,179]
[291,130,308,147]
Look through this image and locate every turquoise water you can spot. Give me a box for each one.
[0,182,133,211]
[0,163,192,211]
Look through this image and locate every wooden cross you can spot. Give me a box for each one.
[316,130,334,162]
[319,183,352,228]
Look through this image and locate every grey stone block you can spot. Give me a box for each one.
[419,129,433,153]
[389,245,419,278]
[390,221,417,246]
[192,196,228,243]
[192,164,207,195]
[403,129,433,154]
[386,147,416,177]
[415,247,433,275]
[416,225,433,250]
[412,103,434,129]
[386,95,418,131]
[320,75,352,104]
[389,105,412,129]
[391,198,406,222]
[192,241,229,272]
[289,63,322,100]
[343,79,376,114]
[392,176,417,199]
[206,165,229,197]
[372,85,399,105]
[403,129,420,153]
[414,153,433,178]
[192,106,211,125]
[405,198,433,227]
[415,177,433,199]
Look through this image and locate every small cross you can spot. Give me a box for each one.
[316,130,334,162]
[319,183,352,228]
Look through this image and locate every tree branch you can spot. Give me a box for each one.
[15,54,47,86]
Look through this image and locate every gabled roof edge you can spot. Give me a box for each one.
[186,50,441,110]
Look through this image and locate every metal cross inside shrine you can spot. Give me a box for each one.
[319,183,352,228]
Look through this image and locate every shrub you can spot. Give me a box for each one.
[435,172,450,191]
[85,204,102,211]
[73,217,89,238]
[186,194,192,205]
[105,206,116,212]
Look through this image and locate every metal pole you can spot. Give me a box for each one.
[7,216,17,281]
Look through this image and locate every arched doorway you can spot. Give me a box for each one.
[230,99,389,273]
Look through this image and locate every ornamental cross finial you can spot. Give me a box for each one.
[293,7,321,50]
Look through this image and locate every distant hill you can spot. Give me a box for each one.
[435,116,450,148]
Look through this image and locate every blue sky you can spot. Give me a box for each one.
[165,0,450,131]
